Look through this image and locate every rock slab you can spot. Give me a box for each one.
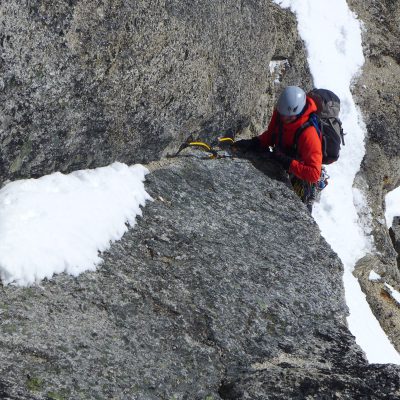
[0,156,398,399]
[0,0,275,181]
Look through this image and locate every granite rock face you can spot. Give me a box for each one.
[349,0,400,266]
[347,0,400,351]
[244,4,313,139]
[0,1,314,182]
[0,0,277,181]
[0,0,400,398]
[0,157,399,399]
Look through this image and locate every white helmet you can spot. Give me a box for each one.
[276,86,306,116]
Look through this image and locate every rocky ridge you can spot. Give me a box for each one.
[0,0,399,398]
[0,155,399,399]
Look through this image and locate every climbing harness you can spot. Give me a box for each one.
[291,166,329,212]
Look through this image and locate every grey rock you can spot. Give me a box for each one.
[0,0,399,397]
[0,1,314,182]
[0,156,399,398]
[353,253,400,352]
[243,3,313,138]
[0,0,278,181]
[390,216,400,257]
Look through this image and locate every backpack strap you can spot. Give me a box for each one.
[293,121,311,153]
[293,114,322,154]
[327,117,345,146]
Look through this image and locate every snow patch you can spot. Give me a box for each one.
[384,283,400,306]
[385,187,400,228]
[269,59,290,83]
[0,162,151,286]
[369,271,381,282]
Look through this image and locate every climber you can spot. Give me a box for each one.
[233,85,322,212]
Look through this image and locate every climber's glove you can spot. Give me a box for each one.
[272,149,293,170]
[232,137,260,153]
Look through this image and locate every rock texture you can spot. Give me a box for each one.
[0,156,399,399]
[0,0,277,181]
[244,4,313,139]
[0,1,314,182]
[347,0,400,351]
[1,0,400,397]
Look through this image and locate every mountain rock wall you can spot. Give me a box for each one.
[1,0,272,180]
[0,0,400,397]
[1,156,399,399]
[0,1,313,182]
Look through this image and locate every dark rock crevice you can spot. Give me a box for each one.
[389,217,400,269]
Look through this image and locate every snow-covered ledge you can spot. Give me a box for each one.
[0,162,151,286]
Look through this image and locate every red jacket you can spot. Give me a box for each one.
[258,97,322,183]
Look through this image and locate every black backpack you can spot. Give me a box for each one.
[295,89,345,164]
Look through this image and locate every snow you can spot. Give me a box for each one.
[384,283,400,306]
[269,60,290,83]
[369,270,382,282]
[273,0,400,363]
[385,187,400,228]
[0,162,151,286]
